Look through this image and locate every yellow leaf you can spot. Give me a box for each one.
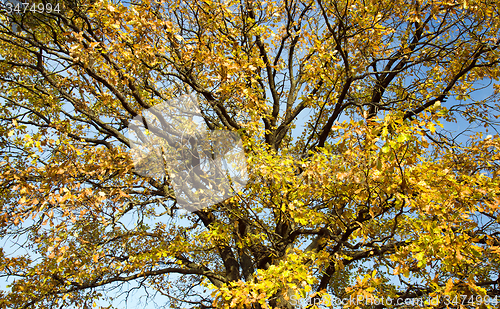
[428,122,436,133]
[445,278,454,293]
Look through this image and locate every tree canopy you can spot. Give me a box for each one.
[1,0,500,308]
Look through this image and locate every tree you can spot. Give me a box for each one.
[1,0,500,308]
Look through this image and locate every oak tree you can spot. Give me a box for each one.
[1,0,500,308]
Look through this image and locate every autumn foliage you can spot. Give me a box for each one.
[1,0,500,308]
